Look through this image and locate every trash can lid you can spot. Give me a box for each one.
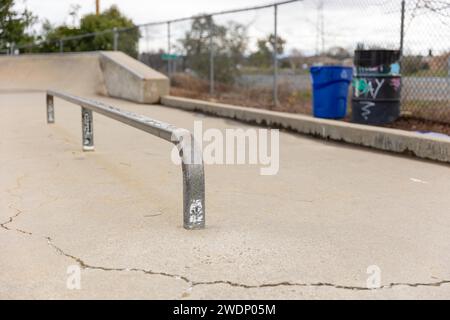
[310,66,353,85]
[354,49,400,67]
[310,65,353,72]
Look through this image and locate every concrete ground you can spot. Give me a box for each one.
[1,90,450,299]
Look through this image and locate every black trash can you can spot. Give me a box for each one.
[351,49,402,125]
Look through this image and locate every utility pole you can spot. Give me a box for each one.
[209,16,215,96]
[96,0,100,15]
[167,22,171,76]
[321,2,324,54]
[315,0,324,56]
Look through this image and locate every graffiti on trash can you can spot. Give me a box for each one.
[361,101,375,120]
[390,78,401,91]
[353,78,385,99]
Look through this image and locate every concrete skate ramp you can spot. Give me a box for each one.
[0,53,106,95]
[0,51,169,103]
[100,51,169,103]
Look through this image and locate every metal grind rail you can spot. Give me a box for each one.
[46,90,205,230]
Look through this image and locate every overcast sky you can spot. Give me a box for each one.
[14,0,450,55]
[16,0,275,27]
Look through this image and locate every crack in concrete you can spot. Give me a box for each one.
[1,176,59,234]
[1,175,27,231]
[2,174,450,294]
[0,206,23,231]
[184,279,450,291]
[4,221,450,293]
[45,235,450,292]
[3,200,450,293]
[45,236,191,281]
[14,228,33,235]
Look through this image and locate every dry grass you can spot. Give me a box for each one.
[170,73,312,114]
[170,73,450,136]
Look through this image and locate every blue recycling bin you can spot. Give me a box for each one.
[310,66,353,119]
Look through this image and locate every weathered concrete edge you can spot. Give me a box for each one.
[161,96,450,164]
[99,51,169,104]
[99,51,146,80]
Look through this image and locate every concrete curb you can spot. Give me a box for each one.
[161,95,450,164]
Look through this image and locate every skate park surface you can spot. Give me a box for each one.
[1,52,450,299]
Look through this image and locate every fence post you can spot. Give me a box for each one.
[209,16,215,96]
[113,28,119,51]
[448,56,450,103]
[273,4,279,107]
[167,21,172,76]
[399,0,405,59]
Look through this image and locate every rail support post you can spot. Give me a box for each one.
[182,161,205,230]
[46,94,55,124]
[81,108,95,151]
[172,130,206,230]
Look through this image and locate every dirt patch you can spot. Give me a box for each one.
[384,117,450,136]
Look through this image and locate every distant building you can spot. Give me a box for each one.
[428,52,450,73]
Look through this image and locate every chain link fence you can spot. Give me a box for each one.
[5,0,450,129]
[400,0,450,124]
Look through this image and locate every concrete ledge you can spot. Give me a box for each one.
[161,95,450,164]
[100,51,169,103]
